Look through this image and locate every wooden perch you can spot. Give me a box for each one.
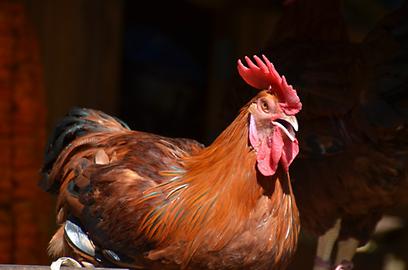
[0,265,128,270]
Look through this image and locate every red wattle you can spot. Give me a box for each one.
[249,116,299,176]
[280,136,299,171]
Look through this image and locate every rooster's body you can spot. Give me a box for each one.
[41,56,302,270]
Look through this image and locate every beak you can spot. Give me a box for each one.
[271,114,298,142]
[280,114,298,131]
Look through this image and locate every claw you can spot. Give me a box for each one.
[334,260,354,270]
[50,257,95,270]
[50,257,82,270]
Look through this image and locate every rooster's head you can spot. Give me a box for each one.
[238,55,302,176]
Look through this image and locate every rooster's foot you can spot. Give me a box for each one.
[50,257,94,270]
[314,256,332,270]
[334,260,353,270]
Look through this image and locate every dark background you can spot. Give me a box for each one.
[0,0,406,268]
[22,0,402,143]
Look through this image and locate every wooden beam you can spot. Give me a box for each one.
[0,265,128,270]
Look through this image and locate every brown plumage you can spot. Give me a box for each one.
[40,56,302,269]
[259,0,408,268]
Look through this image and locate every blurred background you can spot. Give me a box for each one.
[0,0,406,269]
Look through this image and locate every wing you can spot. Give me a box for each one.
[42,108,204,267]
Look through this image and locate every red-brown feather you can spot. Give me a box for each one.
[41,61,301,269]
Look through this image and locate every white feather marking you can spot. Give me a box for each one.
[94,149,109,165]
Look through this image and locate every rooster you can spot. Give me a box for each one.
[40,55,302,269]
[258,1,408,269]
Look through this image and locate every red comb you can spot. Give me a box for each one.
[237,55,302,115]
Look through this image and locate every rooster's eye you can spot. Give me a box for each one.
[260,100,270,113]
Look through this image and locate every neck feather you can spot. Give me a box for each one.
[140,108,298,264]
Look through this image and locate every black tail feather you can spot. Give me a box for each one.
[40,107,129,192]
